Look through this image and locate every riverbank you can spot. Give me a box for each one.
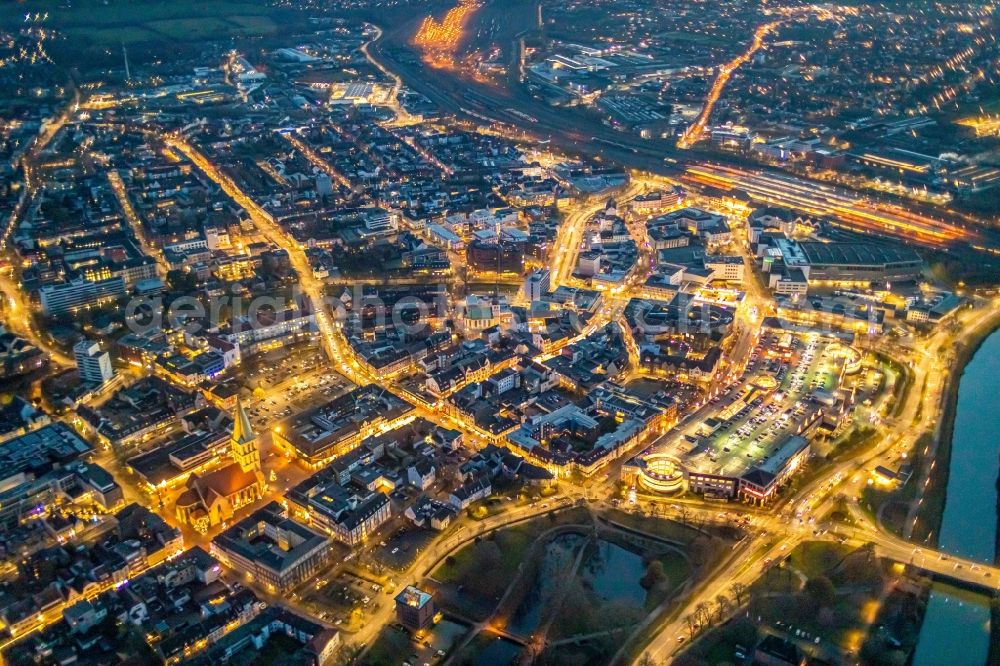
[908,306,1000,666]
[992,447,1000,666]
[911,307,1000,547]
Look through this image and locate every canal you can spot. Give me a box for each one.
[912,327,1000,665]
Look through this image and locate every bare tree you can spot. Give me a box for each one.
[715,593,733,622]
[730,582,748,606]
[694,601,713,630]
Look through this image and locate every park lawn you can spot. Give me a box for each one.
[789,541,855,579]
[602,508,715,544]
[434,521,537,585]
[3,0,290,52]
[431,508,591,620]
[646,549,694,610]
[680,615,759,665]
[146,17,247,41]
[230,631,305,665]
[227,15,280,34]
[64,26,162,46]
[737,542,891,652]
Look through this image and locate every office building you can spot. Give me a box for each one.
[524,269,551,301]
[74,339,115,385]
[211,502,332,592]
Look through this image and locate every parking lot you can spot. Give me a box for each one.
[372,524,438,570]
[300,568,388,630]
[674,330,847,479]
[244,348,354,430]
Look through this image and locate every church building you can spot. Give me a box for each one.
[176,398,266,532]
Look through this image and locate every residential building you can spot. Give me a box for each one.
[394,586,436,632]
[39,276,126,316]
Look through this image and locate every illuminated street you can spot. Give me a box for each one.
[2,2,1000,665]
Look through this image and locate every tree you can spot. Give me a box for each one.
[730,582,748,606]
[694,601,712,630]
[641,560,667,589]
[804,575,836,608]
[166,268,197,293]
[688,538,709,567]
[715,593,733,622]
[460,540,506,599]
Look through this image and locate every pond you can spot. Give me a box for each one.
[473,636,523,666]
[580,538,649,608]
[508,532,583,636]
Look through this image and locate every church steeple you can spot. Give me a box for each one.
[231,397,260,473]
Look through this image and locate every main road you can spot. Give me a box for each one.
[162,134,377,388]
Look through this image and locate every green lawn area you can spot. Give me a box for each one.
[146,17,246,40]
[435,524,535,585]
[786,541,855,579]
[1,0,299,59]
[63,26,162,45]
[759,543,886,648]
[602,508,731,544]
[227,15,281,33]
[230,632,305,665]
[681,541,904,665]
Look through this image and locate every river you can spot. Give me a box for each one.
[912,327,1000,666]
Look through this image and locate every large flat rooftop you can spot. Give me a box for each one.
[275,385,414,462]
[798,242,921,267]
